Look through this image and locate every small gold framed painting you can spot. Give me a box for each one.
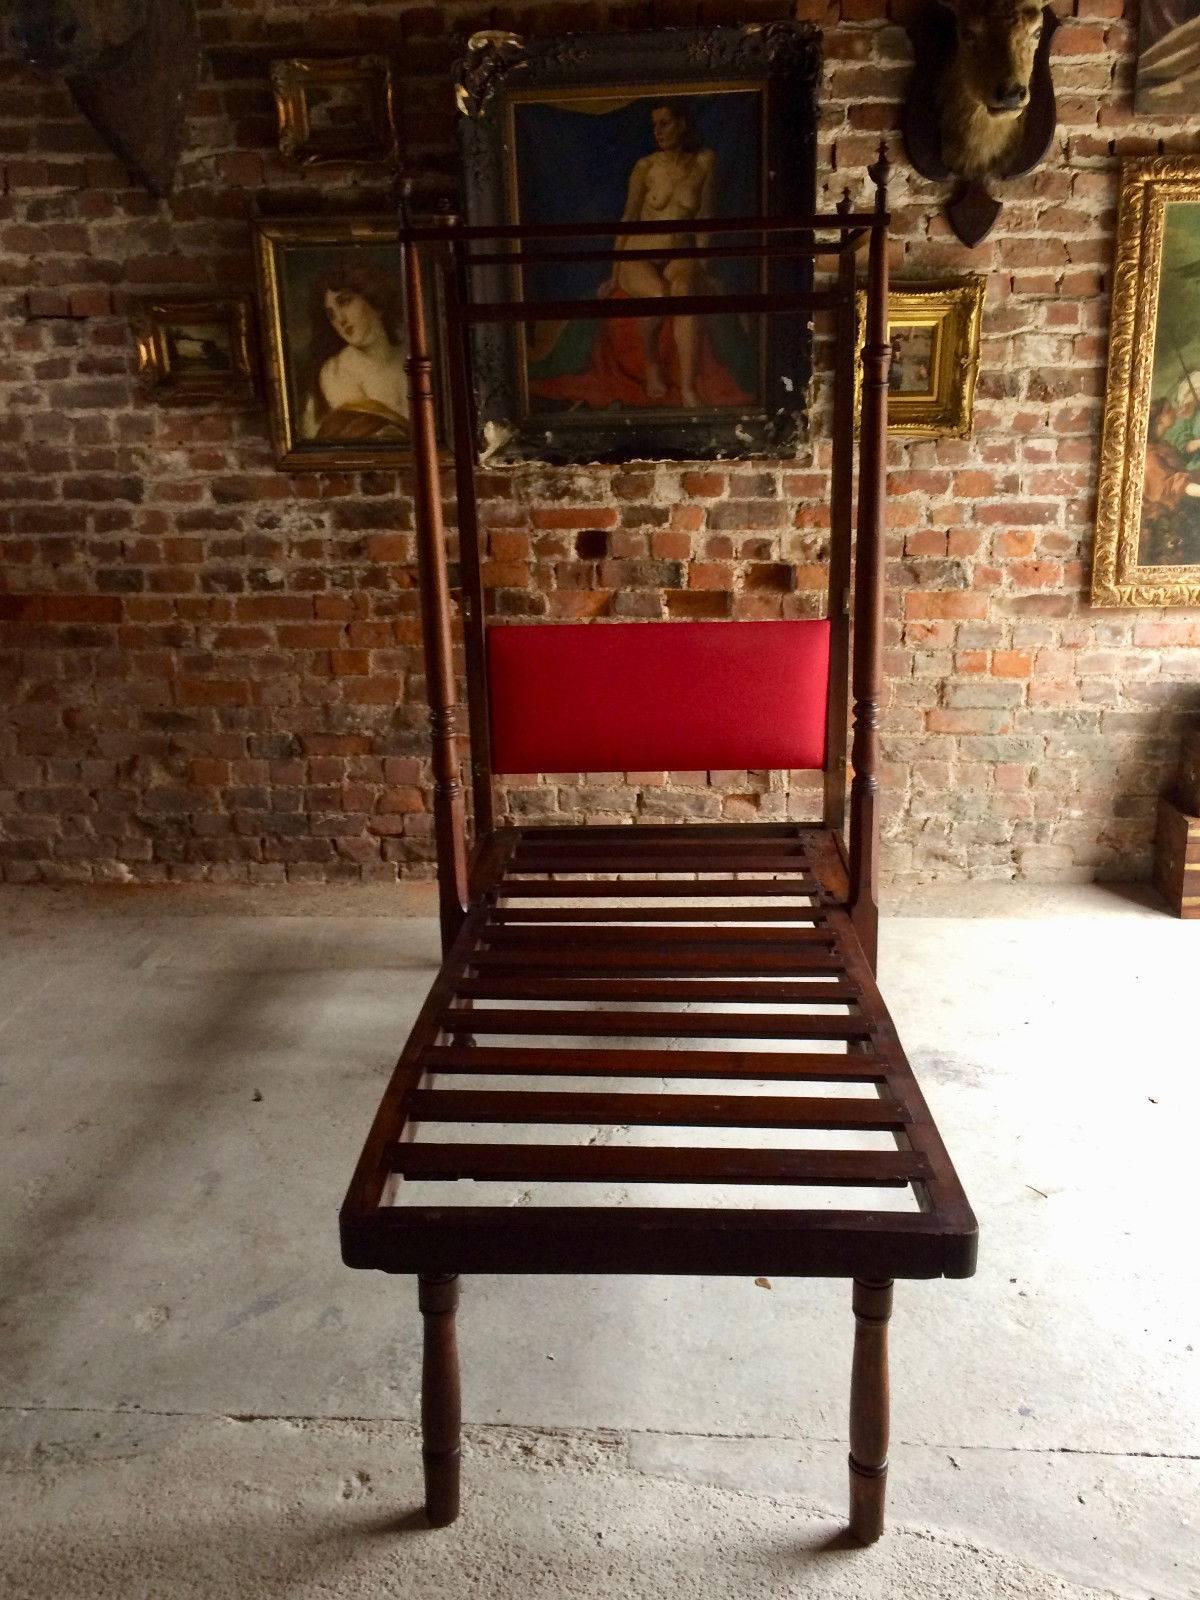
[132,295,257,401]
[1093,157,1200,607]
[270,56,399,167]
[856,278,985,438]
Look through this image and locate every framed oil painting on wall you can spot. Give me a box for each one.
[1135,0,1200,112]
[456,23,821,464]
[254,216,443,470]
[854,278,984,438]
[270,56,399,166]
[1093,158,1200,607]
[133,294,257,402]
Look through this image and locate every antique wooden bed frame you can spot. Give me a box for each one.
[340,151,977,1545]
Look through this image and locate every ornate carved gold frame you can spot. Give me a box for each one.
[854,277,984,438]
[132,294,257,401]
[1092,156,1200,608]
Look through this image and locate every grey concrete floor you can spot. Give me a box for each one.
[1,882,1197,1599]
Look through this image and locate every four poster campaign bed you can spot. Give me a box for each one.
[340,150,977,1545]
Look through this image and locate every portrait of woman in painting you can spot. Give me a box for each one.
[301,263,408,444]
[255,219,434,468]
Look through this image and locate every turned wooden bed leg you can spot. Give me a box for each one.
[419,1273,461,1527]
[848,1277,893,1544]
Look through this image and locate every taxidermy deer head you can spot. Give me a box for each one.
[938,0,1046,179]
[902,0,1058,246]
[1,0,200,196]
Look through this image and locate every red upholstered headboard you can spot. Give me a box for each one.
[487,620,831,776]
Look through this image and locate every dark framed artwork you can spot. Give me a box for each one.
[456,24,821,464]
[253,215,445,471]
[270,56,399,166]
[1135,0,1200,113]
[132,294,257,402]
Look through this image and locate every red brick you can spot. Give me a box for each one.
[531,507,619,530]
[904,593,990,620]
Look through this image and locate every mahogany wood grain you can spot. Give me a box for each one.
[464,288,840,324]
[824,187,857,835]
[492,907,828,924]
[454,977,859,1004]
[848,149,891,971]
[390,1144,929,1187]
[420,1046,889,1081]
[849,1278,893,1544]
[400,232,469,951]
[511,829,810,849]
[419,1273,462,1528]
[402,211,882,242]
[444,242,494,837]
[468,947,847,975]
[496,879,822,899]
[439,1007,873,1041]
[408,1089,907,1130]
[516,823,810,840]
[482,923,834,947]
[508,853,818,873]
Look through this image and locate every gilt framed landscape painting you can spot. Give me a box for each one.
[132,294,257,402]
[1093,158,1200,607]
[456,24,821,463]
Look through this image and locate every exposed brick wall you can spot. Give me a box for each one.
[1,0,1198,886]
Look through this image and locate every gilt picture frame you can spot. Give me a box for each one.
[270,56,399,167]
[1093,157,1200,607]
[854,278,985,438]
[132,294,258,402]
[253,215,445,471]
[456,24,821,465]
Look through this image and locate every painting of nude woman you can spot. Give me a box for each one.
[457,26,820,462]
[254,217,443,469]
[516,91,761,420]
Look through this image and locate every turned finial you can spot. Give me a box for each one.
[837,185,852,217]
[868,143,890,213]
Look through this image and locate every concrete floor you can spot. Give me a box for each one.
[1,882,1197,1599]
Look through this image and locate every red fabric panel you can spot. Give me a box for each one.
[487,620,831,776]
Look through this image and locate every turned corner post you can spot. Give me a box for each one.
[419,1273,462,1528]
[824,185,857,838]
[848,146,891,972]
[401,221,470,952]
[848,1276,893,1544]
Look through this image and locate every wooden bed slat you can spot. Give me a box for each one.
[440,1007,873,1041]
[482,923,834,947]
[492,906,827,924]
[497,878,820,899]
[469,947,847,975]
[508,854,819,874]
[511,830,812,849]
[518,832,819,844]
[454,977,860,1004]
[390,1143,929,1186]
[420,1046,890,1080]
[408,1089,908,1130]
